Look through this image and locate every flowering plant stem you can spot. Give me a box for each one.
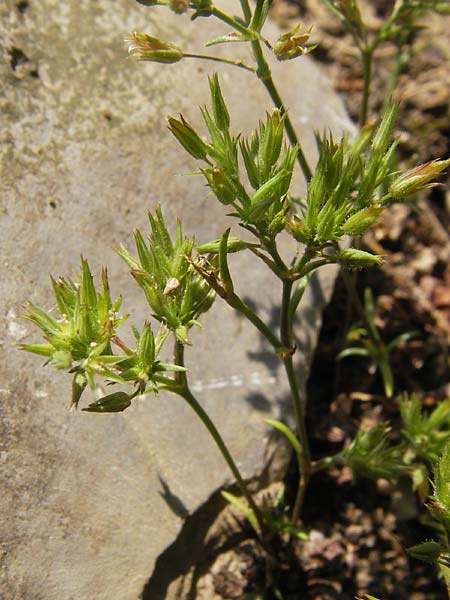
[171,340,270,541]
[239,0,252,25]
[280,278,311,524]
[210,6,312,181]
[250,39,313,181]
[360,48,373,126]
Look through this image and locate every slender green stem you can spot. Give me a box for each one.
[249,246,285,278]
[340,268,374,337]
[228,292,282,351]
[321,0,364,52]
[251,39,312,181]
[285,358,311,523]
[360,48,373,127]
[381,42,407,114]
[280,280,294,350]
[295,258,329,279]
[211,6,255,37]
[173,341,268,538]
[311,455,337,473]
[183,53,256,73]
[239,0,252,25]
[210,4,312,181]
[293,246,316,274]
[263,237,289,275]
[280,280,311,524]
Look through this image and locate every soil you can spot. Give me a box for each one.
[168,1,450,598]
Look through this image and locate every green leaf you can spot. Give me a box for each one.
[378,358,394,398]
[196,237,258,254]
[265,418,301,458]
[337,346,370,359]
[386,330,417,352]
[221,490,259,533]
[205,31,256,46]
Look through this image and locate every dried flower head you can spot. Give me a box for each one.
[125,32,183,64]
[274,24,317,61]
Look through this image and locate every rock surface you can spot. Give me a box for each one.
[0,1,354,598]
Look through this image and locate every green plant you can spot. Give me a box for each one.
[322,0,450,126]
[338,287,417,397]
[408,439,450,595]
[21,0,450,595]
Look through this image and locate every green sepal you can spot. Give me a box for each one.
[208,73,230,132]
[205,31,256,47]
[342,206,383,236]
[71,372,87,410]
[82,391,132,413]
[333,248,384,269]
[195,237,258,254]
[407,541,442,564]
[168,115,209,161]
[20,343,55,358]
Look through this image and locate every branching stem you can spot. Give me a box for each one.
[251,39,312,181]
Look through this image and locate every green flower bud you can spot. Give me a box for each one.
[209,73,230,132]
[251,170,291,206]
[287,214,310,244]
[407,541,442,564]
[125,32,183,64]
[342,206,382,236]
[82,392,132,413]
[202,168,236,205]
[168,115,209,160]
[51,350,72,370]
[389,158,450,200]
[195,237,257,254]
[335,248,384,269]
[268,209,287,237]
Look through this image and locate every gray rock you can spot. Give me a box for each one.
[0,1,354,598]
